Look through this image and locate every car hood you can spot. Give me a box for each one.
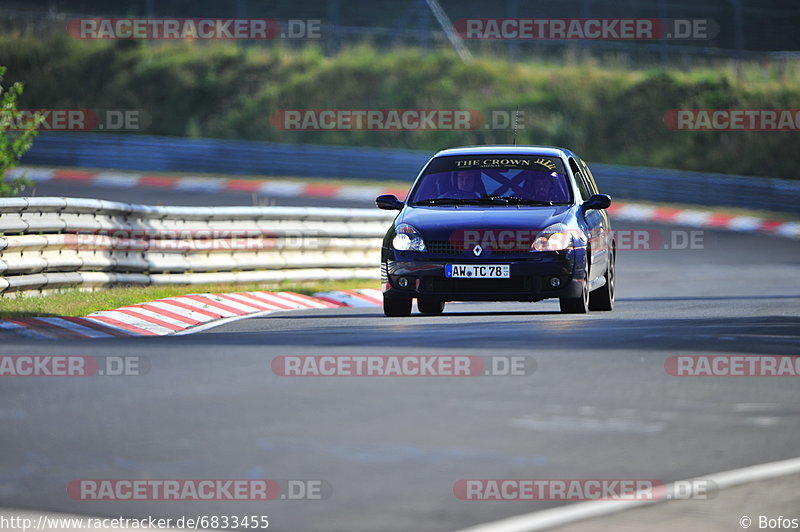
[397,205,573,239]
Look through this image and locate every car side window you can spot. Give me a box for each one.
[569,158,590,201]
[579,158,599,195]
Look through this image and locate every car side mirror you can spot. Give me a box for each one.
[375,194,404,210]
[581,193,612,212]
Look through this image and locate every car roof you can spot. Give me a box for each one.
[432,145,575,159]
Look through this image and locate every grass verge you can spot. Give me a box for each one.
[0,279,379,318]
[4,36,800,178]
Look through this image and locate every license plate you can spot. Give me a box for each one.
[445,264,510,278]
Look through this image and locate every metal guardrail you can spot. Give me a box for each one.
[0,197,395,295]
[21,133,800,214]
[589,162,800,215]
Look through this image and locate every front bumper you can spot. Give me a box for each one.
[381,248,587,302]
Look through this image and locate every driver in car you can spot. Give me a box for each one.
[527,175,557,202]
[443,170,483,199]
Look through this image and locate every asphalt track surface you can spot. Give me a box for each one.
[1,181,799,531]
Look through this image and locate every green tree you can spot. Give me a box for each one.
[0,66,39,196]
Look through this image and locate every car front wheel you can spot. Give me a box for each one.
[383,295,412,317]
[559,273,590,314]
[418,297,445,314]
[589,250,615,311]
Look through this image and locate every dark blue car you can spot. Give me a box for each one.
[375,145,615,316]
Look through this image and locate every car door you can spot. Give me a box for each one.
[569,157,607,282]
[579,157,612,263]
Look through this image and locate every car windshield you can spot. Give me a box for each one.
[409,155,571,206]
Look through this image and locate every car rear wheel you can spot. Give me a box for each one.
[383,296,412,317]
[589,250,615,311]
[417,297,445,315]
[559,273,590,314]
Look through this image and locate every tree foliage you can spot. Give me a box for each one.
[0,66,39,196]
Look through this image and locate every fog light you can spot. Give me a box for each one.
[398,276,409,288]
[549,276,561,288]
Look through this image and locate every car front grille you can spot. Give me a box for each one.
[426,240,530,256]
[426,240,463,255]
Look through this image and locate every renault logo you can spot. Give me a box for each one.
[473,244,483,256]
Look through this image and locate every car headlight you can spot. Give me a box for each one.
[530,223,582,252]
[392,223,426,252]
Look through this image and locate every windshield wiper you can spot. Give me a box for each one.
[477,195,554,206]
[412,198,482,206]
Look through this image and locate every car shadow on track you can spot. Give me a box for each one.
[164,315,800,357]
[260,310,565,319]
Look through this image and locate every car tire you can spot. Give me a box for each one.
[383,296,412,317]
[589,250,615,311]
[559,273,590,314]
[417,297,445,314]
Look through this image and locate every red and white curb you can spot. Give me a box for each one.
[606,203,800,239]
[9,167,408,203]
[0,289,382,340]
[10,166,799,239]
